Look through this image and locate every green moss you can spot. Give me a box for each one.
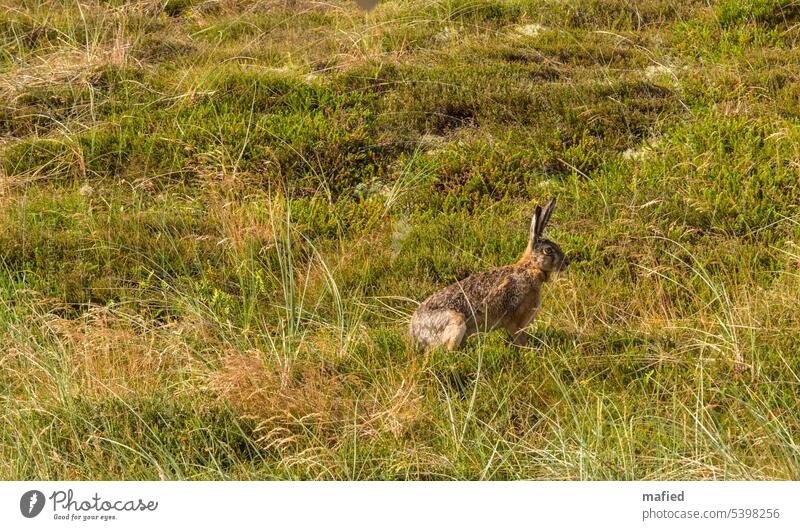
[716,0,800,28]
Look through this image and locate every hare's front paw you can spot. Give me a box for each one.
[511,330,532,347]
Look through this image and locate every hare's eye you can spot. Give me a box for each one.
[543,247,552,255]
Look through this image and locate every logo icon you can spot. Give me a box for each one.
[20,490,45,518]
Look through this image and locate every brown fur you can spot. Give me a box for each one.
[409,198,568,352]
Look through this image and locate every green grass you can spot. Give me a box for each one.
[1,0,799,480]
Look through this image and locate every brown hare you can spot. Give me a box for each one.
[409,198,568,352]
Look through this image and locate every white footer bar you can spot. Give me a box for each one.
[2,481,798,529]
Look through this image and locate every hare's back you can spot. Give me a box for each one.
[421,268,516,314]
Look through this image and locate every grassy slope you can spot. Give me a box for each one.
[1,0,799,479]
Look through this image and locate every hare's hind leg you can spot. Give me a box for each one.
[410,309,467,352]
[440,312,467,351]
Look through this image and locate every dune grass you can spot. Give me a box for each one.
[1,0,799,480]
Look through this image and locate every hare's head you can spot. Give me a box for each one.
[520,198,569,273]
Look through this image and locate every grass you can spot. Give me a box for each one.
[1,0,799,480]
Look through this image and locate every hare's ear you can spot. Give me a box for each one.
[539,197,557,234]
[529,205,542,247]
